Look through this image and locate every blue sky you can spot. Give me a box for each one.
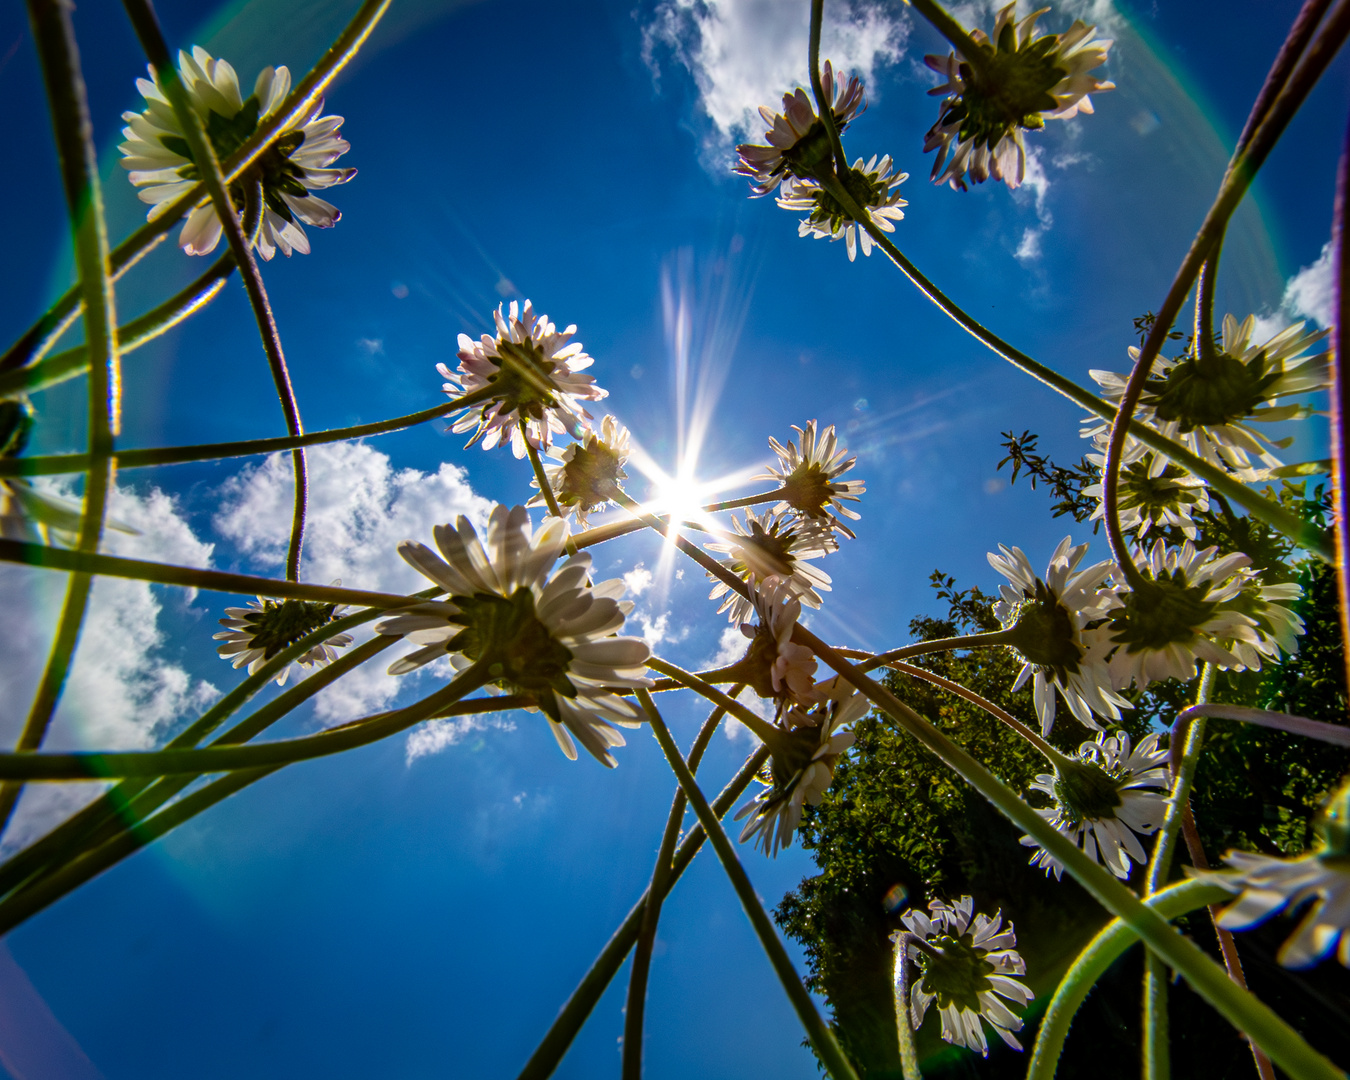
[0,0,1344,1077]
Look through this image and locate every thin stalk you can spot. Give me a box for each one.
[0,0,391,378]
[1236,0,1336,153]
[853,630,1017,673]
[811,166,1334,559]
[1195,241,1223,357]
[121,1,314,579]
[836,647,1063,764]
[807,0,848,175]
[1026,880,1233,1080]
[607,487,752,600]
[703,491,782,512]
[0,385,502,479]
[622,693,732,1080]
[10,0,123,834]
[792,629,1343,1080]
[1331,108,1350,695]
[1140,666,1214,1079]
[0,664,493,780]
[526,441,564,519]
[515,744,770,1080]
[640,692,860,1080]
[891,933,922,1080]
[906,0,989,72]
[0,539,419,609]
[647,657,789,754]
[648,663,743,692]
[0,253,235,399]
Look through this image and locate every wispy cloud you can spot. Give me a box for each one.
[406,714,517,764]
[642,0,907,158]
[1251,241,1335,342]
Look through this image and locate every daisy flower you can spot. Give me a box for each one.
[777,154,908,261]
[989,536,1130,735]
[705,508,835,624]
[895,896,1034,1055]
[924,3,1113,191]
[734,676,864,855]
[119,46,355,259]
[1085,316,1330,479]
[757,420,865,538]
[1105,540,1262,690]
[734,60,867,195]
[1221,574,1304,671]
[1021,731,1171,880]
[214,595,353,686]
[1083,440,1210,540]
[376,505,651,767]
[1195,779,1350,968]
[526,415,630,526]
[439,300,608,459]
[731,576,820,711]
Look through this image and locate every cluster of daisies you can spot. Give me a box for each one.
[734,3,1114,258]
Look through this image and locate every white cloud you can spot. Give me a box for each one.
[0,483,219,853]
[405,713,516,764]
[1251,242,1335,342]
[212,442,494,724]
[623,563,654,597]
[1013,146,1053,263]
[642,0,907,152]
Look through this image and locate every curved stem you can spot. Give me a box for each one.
[907,0,989,72]
[0,538,418,609]
[0,253,235,399]
[622,693,732,1080]
[852,630,1016,673]
[526,440,564,519]
[835,647,1064,765]
[1149,666,1215,894]
[640,691,860,1080]
[0,385,502,479]
[792,630,1343,1080]
[808,0,848,176]
[813,159,1334,560]
[1330,103,1350,700]
[0,663,491,780]
[514,743,769,1080]
[647,657,788,754]
[1195,241,1224,359]
[1026,879,1234,1080]
[648,663,744,692]
[1178,703,1350,747]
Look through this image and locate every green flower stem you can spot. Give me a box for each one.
[807,0,849,175]
[121,1,310,582]
[0,0,390,380]
[905,0,991,75]
[640,691,861,1080]
[648,663,746,692]
[0,604,405,902]
[8,0,123,834]
[566,493,778,552]
[0,538,420,609]
[515,743,770,1080]
[647,657,790,755]
[0,253,235,399]
[890,933,922,1080]
[1140,665,1213,1080]
[1236,0,1335,154]
[607,487,754,600]
[1195,240,1223,359]
[854,630,1017,673]
[525,440,565,519]
[794,629,1345,1080]
[838,647,1065,765]
[811,175,1334,560]
[703,491,783,512]
[1026,879,1234,1080]
[0,661,494,780]
[0,385,502,479]
[622,692,733,1080]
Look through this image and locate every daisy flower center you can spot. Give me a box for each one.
[488,340,565,419]
[916,933,997,1013]
[953,32,1067,141]
[238,598,340,660]
[559,442,625,511]
[1116,460,1205,517]
[1141,349,1282,432]
[801,164,889,231]
[777,463,838,518]
[1002,580,1083,676]
[445,588,576,698]
[1051,755,1125,827]
[1108,572,1218,653]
